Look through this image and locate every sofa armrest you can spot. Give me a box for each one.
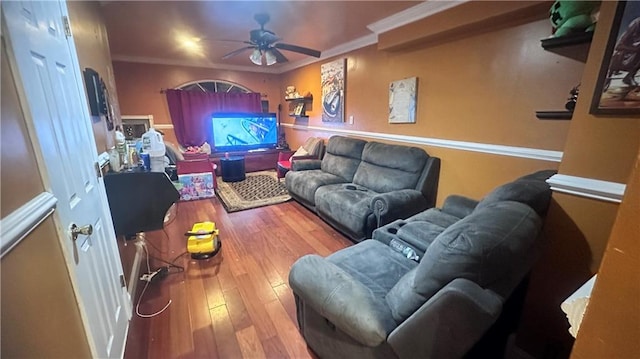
[289,254,396,347]
[371,189,430,227]
[441,194,479,218]
[387,278,503,359]
[291,159,322,171]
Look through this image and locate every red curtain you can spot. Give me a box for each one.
[165,90,262,147]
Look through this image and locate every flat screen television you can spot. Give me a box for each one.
[211,112,278,152]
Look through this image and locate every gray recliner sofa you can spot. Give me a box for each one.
[285,136,441,242]
[288,170,555,359]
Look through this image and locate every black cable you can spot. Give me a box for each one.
[148,253,185,273]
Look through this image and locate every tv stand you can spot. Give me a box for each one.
[210,148,285,174]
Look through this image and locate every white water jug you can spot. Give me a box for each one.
[141,128,166,172]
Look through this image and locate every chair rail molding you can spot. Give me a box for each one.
[1,192,58,258]
[282,123,563,162]
[546,174,626,203]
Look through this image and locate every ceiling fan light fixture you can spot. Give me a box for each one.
[264,50,277,66]
[249,49,263,65]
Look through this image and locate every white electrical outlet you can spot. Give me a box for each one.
[349,115,354,124]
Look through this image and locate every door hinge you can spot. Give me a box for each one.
[62,16,72,38]
[120,274,126,288]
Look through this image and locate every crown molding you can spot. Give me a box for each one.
[546,174,626,203]
[367,0,469,34]
[110,54,281,74]
[281,123,563,162]
[278,33,378,73]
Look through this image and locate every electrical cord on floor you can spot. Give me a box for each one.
[148,253,185,273]
[135,244,172,318]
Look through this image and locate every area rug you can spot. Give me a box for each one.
[215,170,291,212]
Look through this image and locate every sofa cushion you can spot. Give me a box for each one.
[352,142,428,193]
[407,207,461,227]
[396,220,448,255]
[328,240,417,300]
[315,183,379,240]
[385,201,541,322]
[285,169,347,206]
[321,136,367,182]
[476,178,552,216]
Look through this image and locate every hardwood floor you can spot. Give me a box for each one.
[123,197,353,359]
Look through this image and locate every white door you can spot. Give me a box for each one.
[2,1,129,358]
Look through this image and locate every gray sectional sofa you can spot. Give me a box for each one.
[285,136,441,242]
[288,170,555,359]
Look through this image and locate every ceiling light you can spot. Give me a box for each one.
[250,49,262,65]
[264,50,277,66]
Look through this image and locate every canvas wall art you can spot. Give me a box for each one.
[591,1,640,115]
[321,58,346,122]
[389,77,418,123]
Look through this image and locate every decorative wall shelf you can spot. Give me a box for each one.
[286,96,313,118]
[535,111,573,120]
[536,32,593,120]
[540,31,593,62]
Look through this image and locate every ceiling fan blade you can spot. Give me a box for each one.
[222,46,255,59]
[270,48,288,63]
[274,43,321,58]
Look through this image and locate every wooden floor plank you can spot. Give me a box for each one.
[273,283,298,325]
[168,281,194,358]
[234,273,279,340]
[265,299,314,359]
[236,325,267,359]
[222,286,252,332]
[124,198,352,359]
[210,305,244,359]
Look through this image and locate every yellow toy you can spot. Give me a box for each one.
[185,221,221,259]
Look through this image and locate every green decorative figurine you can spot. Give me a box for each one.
[549,0,601,37]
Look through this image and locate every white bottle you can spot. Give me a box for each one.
[141,128,166,172]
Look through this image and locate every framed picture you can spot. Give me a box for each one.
[389,77,418,123]
[591,1,640,115]
[83,67,106,118]
[321,58,346,122]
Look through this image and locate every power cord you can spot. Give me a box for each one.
[135,243,172,318]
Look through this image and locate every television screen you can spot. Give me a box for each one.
[211,112,278,152]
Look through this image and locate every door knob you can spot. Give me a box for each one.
[70,223,93,241]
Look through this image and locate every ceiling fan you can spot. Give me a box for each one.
[221,13,321,66]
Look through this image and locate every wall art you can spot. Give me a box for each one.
[591,1,640,115]
[389,77,418,123]
[321,58,346,122]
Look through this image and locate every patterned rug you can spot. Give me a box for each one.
[215,170,291,212]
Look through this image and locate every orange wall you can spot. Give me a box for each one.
[570,148,639,359]
[515,1,640,356]
[68,1,121,154]
[112,61,282,145]
[280,17,574,202]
